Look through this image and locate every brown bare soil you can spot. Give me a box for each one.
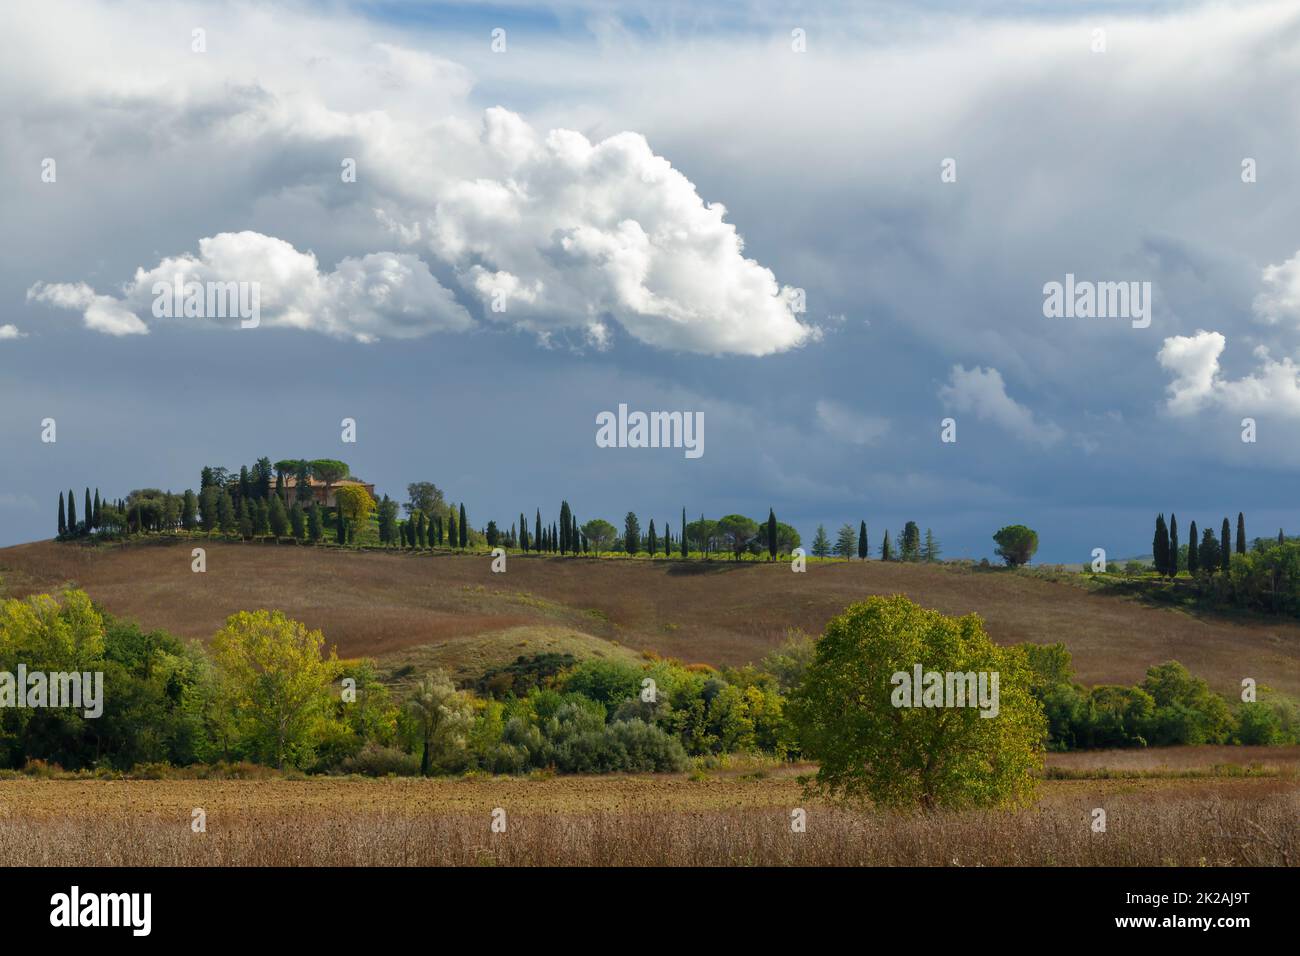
[1,538,1297,696]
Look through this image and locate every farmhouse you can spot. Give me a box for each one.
[282,475,375,508]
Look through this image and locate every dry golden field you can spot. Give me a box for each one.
[2,538,1298,697]
[0,753,1295,866]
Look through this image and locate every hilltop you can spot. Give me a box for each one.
[1,538,1297,696]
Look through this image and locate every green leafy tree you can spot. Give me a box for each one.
[307,503,323,542]
[181,490,198,530]
[582,519,617,555]
[993,524,1038,567]
[812,524,832,558]
[787,596,1046,810]
[717,514,759,561]
[406,670,474,775]
[687,518,716,555]
[405,482,445,519]
[290,502,306,540]
[309,460,349,504]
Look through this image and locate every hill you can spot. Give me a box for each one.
[1,538,1297,697]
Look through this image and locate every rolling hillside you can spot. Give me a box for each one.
[1,538,1297,696]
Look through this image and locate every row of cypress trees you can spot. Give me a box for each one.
[57,488,106,537]
[1153,511,1248,577]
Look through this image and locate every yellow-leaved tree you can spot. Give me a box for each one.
[333,485,376,529]
[209,610,345,769]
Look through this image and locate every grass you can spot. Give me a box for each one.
[0,760,1293,866]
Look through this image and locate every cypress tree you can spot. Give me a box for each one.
[768,508,778,561]
[1169,514,1179,578]
[1237,512,1246,554]
[84,489,92,535]
[648,520,658,556]
[68,490,77,535]
[551,522,557,553]
[1279,528,1285,546]
[308,503,322,542]
[58,492,66,537]
[336,509,346,545]
[448,510,457,549]
[269,494,289,537]
[681,508,688,558]
[519,513,528,551]
[880,530,892,561]
[1221,518,1231,573]
[93,489,101,529]
[559,501,571,553]
[291,502,306,539]
[858,520,868,560]
[1153,514,1168,575]
[535,510,542,553]
[1187,521,1199,575]
[459,503,468,548]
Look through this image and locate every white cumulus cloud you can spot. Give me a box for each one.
[939,365,1063,446]
[1157,329,1300,416]
[29,232,473,344]
[1253,249,1300,325]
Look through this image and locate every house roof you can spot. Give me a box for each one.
[282,476,371,488]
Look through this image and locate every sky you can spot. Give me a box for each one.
[2,0,1300,562]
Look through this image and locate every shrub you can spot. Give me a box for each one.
[336,743,420,777]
